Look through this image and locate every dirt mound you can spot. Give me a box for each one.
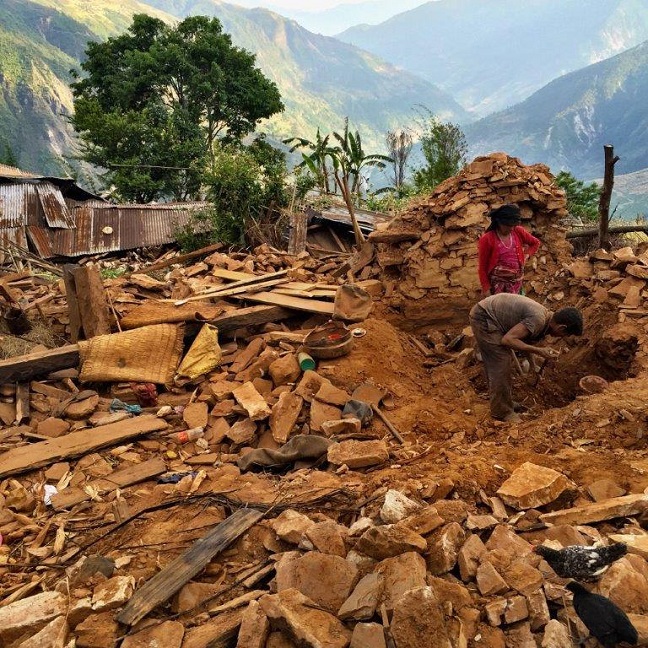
[369,153,573,329]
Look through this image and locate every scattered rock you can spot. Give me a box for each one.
[497,462,571,510]
[337,573,384,621]
[260,588,351,648]
[391,587,452,648]
[355,524,427,560]
[380,490,421,524]
[327,440,389,469]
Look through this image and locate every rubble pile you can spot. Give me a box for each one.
[368,153,573,326]
[1,452,647,647]
[1,187,648,646]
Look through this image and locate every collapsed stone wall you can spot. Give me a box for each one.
[369,153,574,328]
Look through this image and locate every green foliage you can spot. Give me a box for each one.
[284,128,332,193]
[70,14,284,202]
[100,267,127,279]
[413,109,467,192]
[177,138,290,250]
[365,184,416,213]
[554,170,601,222]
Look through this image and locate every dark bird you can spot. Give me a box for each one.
[534,542,627,580]
[566,582,638,648]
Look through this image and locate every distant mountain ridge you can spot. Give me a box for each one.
[338,0,648,115]
[465,40,648,180]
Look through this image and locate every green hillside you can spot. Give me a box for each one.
[0,0,467,178]
[465,40,648,181]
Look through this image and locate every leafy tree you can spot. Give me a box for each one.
[554,170,600,222]
[413,110,467,192]
[327,119,392,246]
[177,137,290,249]
[70,14,283,202]
[386,129,413,193]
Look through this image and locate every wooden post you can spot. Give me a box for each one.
[63,265,82,343]
[63,265,111,340]
[287,210,308,255]
[598,144,620,251]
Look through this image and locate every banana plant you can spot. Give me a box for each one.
[327,119,392,246]
[283,128,332,194]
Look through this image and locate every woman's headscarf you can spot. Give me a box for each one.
[486,203,521,232]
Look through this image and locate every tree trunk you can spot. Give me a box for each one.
[340,175,365,246]
[598,144,620,250]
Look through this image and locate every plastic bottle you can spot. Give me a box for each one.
[297,352,316,371]
[168,427,204,443]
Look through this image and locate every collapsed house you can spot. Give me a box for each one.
[0,164,206,260]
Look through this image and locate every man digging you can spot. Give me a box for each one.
[469,293,583,422]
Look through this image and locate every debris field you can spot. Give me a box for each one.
[0,153,647,648]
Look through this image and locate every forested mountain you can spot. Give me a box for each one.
[0,0,466,176]
[465,40,648,181]
[138,0,468,147]
[338,0,648,115]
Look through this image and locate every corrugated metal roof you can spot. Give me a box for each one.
[37,182,75,229]
[305,204,391,232]
[0,183,40,228]
[0,227,28,264]
[46,202,208,257]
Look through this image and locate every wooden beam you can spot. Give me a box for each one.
[211,269,256,281]
[0,345,80,383]
[51,457,166,510]
[129,243,224,276]
[185,305,293,339]
[567,224,648,239]
[0,414,167,479]
[287,210,308,255]
[172,274,290,306]
[117,508,264,626]
[598,144,620,251]
[233,291,335,316]
[62,265,82,343]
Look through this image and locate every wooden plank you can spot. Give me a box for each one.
[233,291,335,315]
[117,508,264,626]
[211,269,256,281]
[129,243,223,276]
[0,414,167,479]
[185,305,293,338]
[14,383,29,424]
[51,457,166,510]
[0,345,80,383]
[173,275,290,306]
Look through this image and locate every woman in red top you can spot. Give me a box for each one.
[478,204,541,297]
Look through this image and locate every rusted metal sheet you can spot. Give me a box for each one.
[37,183,74,229]
[26,225,54,258]
[0,183,40,229]
[46,202,207,257]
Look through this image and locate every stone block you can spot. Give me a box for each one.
[425,522,465,575]
[458,534,487,581]
[327,440,389,469]
[539,494,648,526]
[476,561,509,597]
[338,573,383,621]
[275,551,359,613]
[391,587,452,648]
[350,623,386,648]
[121,621,184,648]
[375,552,427,612]
[268,354,301,387]
[232,382,271,420]
[259,589,351,648]
[0,591,67,646]
[91,575,135,612]
[380,490,421,524]
[235,600,269,648]
[270,510,315,545]
[497,462,571,510]
[355,524,427,560]
[269,392,303,444]
[15,616,68,648]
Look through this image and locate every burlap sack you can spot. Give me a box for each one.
[176,324,222,380]
[79,324,184,384]
[333,284,373,322]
